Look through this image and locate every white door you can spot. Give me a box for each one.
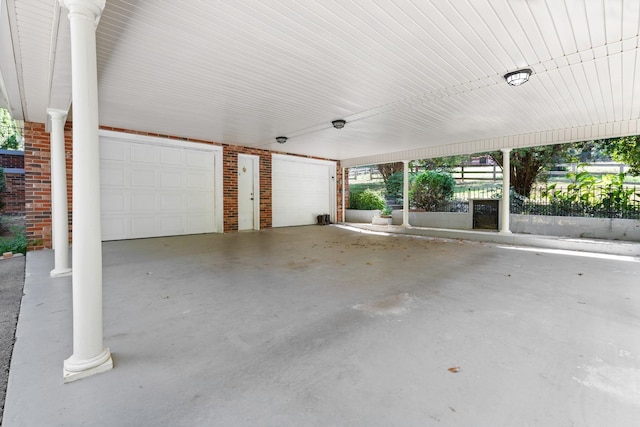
[272,154,336,227]
[99,131,222,241]
[238,154,259,230]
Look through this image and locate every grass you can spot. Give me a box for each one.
[0,225,29,255]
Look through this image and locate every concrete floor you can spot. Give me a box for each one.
[3,225,640,426]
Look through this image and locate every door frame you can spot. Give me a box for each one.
[238,154,260,230]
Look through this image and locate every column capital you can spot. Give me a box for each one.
[500,147,512,155]
[59,0,105,23]
[47,108,68,121]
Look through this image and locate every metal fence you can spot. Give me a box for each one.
[418,184,640,219]
[513,185,640,220]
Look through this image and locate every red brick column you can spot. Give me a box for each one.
[23,122,51,249]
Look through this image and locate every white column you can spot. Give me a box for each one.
[48,109,72,277]
[500,148,512,234]
[402,160,410,227]
[60,0,112,383]
[341,167,346,223]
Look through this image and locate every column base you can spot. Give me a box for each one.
[50,268,72,278]
[63,348,113,383]
[499,230,512,234]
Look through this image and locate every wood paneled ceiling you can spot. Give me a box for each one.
[2,0,639,165]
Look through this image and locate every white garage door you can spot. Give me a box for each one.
[272,154,336,227]
[99,131,222,241]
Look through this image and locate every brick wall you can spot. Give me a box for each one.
[1,173,25,214]
[0,150,24,168]
[24,123,342,248]
[1,150,25,214]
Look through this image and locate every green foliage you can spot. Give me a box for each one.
[0,108,21,150]
[385,171,415,201]
[410,171,455,211]
[596,136,640,176]
[349,188,386,210]
[490,144,574,198]
[414,155,469,171]
[0,226,30,255]
[540,171,640,219]
[380,205,393,217]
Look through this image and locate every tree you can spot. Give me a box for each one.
[0,108,20,150]
[377,162,404,184]
[490,145,574,198]
[595,136,640,176]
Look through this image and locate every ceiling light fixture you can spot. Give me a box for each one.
[504,69,532,86]
[332,119,346,129]
[275,136,287,144]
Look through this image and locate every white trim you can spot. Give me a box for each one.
[238,153,260,231]
[341,119,640,168]
[98,129,224,233]
[271,153,336,167]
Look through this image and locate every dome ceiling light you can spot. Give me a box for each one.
[332,119,346,129]
[504,69,532,86]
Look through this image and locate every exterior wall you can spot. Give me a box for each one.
[24,123,341,248]
[393,211,471,229]
[1,149,25,214]
[222,145,272,232]
[0,149,25,168]
[511,214,640,241]
[345,209,380,223]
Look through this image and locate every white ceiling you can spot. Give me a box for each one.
[1,0,640,166]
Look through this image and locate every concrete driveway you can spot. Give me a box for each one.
[3,225,640,426]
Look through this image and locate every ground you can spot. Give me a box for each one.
[0,255,24,425]
[3,226,639,426]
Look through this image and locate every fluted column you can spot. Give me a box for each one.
[59,0,112,383]
[402,161,410,227]
[48,109,72,277]
[500,148,512,234]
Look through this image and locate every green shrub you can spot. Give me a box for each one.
[0,226,31,255]
[410,171,455,211]
[349,188,386,210]
[385,171,415,201]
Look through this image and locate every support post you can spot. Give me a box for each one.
[341,167,346,223]
[60,0,112,383]
[402,160,410,227]
[500,148,512,234]
[48,109,72,277]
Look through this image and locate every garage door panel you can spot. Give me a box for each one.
[272,155,335,228]
[131,192,155,212]
[102,191,127,212]
[160,147,182,165]
[159,193,183,210]
[160,216,184,234]
[160,169,183,187]
[131,168,156,187]
[131,216,157,237]
[100,140,126,161]
[100,134,219,241]
[130,143,157,163]
[186,150,209,167]
[101,217,127,240]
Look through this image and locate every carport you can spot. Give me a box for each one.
[1,1,640,423]
[4,226,640,425]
